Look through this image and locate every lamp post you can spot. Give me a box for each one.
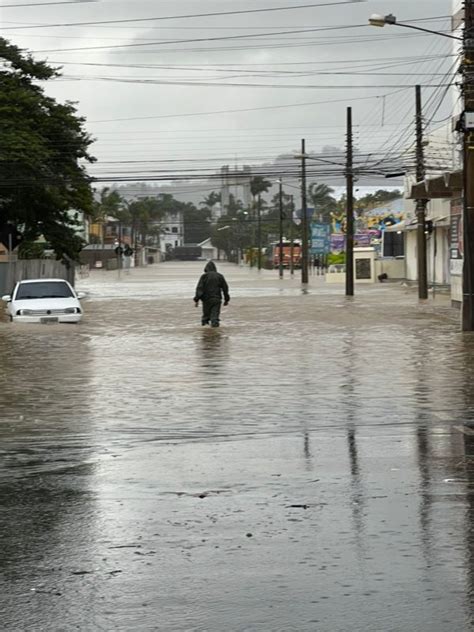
[368,13,462,41]
[369,11,474,323]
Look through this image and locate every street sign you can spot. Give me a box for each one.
[311,223,330,255]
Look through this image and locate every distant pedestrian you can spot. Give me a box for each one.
[314,256,321,275]
[194,261,230,328]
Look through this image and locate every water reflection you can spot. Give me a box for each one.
[338,333,366,551]
[0,326,97,624]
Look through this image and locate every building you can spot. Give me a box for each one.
[159,210,184,256]
[387,172,461,291]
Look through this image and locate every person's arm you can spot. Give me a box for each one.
[220,276,230,305]
[194,274,206,302]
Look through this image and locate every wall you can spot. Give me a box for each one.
[375,258,405,280]
[0,260,74,295]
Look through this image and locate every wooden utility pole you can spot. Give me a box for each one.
[289,194,295,276]
[257,194,262,271]
[278,179,284,279]
[345,107,354,296]
[301,139,309,284]
[462,2,474,330]
[415,84,428,300]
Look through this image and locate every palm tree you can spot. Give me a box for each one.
[200,191,221,208]
[250,176,272,198]
[308,183,337,223]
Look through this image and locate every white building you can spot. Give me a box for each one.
[159,210,184,256]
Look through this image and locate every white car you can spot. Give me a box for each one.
[2,279,85,324]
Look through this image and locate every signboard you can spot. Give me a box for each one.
[450,198,463,276]
[354,232,372,247]
[311,223,330,255]
[330,234,345,253]
[356,258,372,280]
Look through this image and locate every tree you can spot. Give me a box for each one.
[200,191,221,209]
[183,204,211,244]
[224,194,244,217]
[123,197,167,247]
[250,176,272,198]
[92,188,124,222]
[0,38,95,261]
[356,189,402,211]
[308,183,338,223]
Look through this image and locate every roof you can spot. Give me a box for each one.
[385,215,450,232]
[17,278,69,284]
[407,170,463,199]
[364,198,404,216]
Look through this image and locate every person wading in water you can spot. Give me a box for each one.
[194,261,230,328]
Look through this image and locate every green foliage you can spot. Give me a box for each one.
[200,191,221,209]
[308,183,338,223]
[211,210,252,258]
[224,194,244,217]
[0,38,95,262]
[250,176,272,198]
[328,252,346,265]
[356,189,402,211]
[18,240,46,260]
[92,188,123,222]
[183,204,211,244]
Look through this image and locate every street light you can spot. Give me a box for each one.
[368,13,462,41]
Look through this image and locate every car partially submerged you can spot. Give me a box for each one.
[2,279,85,324]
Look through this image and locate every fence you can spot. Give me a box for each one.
[0,259,75,295]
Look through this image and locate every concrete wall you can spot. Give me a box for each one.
[375,259,405,280]
[404,228,450,286]
[0,260,74,295]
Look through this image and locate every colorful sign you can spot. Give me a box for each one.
[311,223,331,254]
[330,234,345,252]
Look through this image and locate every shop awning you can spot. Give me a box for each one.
[385,218,418,232]
[407,170,463,199]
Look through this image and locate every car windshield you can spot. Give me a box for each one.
[16,282,73,300]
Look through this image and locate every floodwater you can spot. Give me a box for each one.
[1,262,474,631]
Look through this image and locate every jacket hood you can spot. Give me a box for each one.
[205,261,217,273]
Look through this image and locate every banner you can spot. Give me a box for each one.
[330,234,345,253]
[311,223,331,254]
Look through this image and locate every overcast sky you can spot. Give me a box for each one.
[1,0,454,192]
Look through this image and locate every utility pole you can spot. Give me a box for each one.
[301,138,309,284]
[289,194,295,276]
[415,84,428,300]
[345,107,354,296]
[257,194,262,271]
[278,179,284,279]
[462,2,474,330]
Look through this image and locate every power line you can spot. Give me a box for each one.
[90,91,409,124]
[1,0,99,6]
[1,1,367,30]
[32,24,370,54]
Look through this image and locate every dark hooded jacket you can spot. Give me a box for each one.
[194,261,230,303]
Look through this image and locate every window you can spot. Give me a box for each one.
[16,281,73,299]
[172,227,178,233]
[383,232,404,258]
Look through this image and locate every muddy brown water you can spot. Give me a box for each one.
[1,263,473,631]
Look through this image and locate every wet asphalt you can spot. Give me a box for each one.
[1,262,474,631]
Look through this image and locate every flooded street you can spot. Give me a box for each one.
[1,262,474,631]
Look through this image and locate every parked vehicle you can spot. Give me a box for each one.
[272,241,302,269]
[2,279,85,324]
